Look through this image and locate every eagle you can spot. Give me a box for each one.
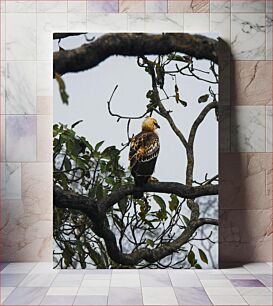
[129,117,160,198]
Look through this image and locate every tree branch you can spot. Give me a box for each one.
[53,33,85,40]
[99,182,218,214]
[53,185,98,219]
[53,33,219,76]
[90,216,218,266]
[186,101,218,185]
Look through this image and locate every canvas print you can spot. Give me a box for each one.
[53,33,219,269]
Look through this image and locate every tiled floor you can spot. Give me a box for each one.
[0,262,272,305]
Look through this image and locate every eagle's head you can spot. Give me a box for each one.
[142,117,160,132]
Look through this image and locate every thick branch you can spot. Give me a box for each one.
[53,185,98,219]
[53,33,85,40]
[99,182,218,213]
[53,33,218,76]
[54,182,218,216]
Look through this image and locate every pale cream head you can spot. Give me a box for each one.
[142,117,160,132]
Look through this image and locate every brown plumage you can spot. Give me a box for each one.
[129,117,160,198]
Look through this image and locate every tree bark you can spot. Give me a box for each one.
[53,33,218,76]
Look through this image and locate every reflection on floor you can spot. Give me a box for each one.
[0,262,272,305]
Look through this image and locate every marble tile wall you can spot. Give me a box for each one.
[0,0,272,264]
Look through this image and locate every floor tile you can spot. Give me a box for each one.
[244,263,272,274]
[204,286,240,296]
[3,287,48,305]
[1,274,27,287]
[208,294,248,305]
[19,273,56,287]
[82,279,110,287]
[243,294,272,305]
[142,287,178,305]
[1,263,36,274]
[201,279,233,287]
[83,273,111,280]
[58,269,86,274]
[254,274,273,287]
[169,273,202,287]
[85,269,112,275]
[174,287,212,305]
[0,263,9,272]
[74,295,108,305]
[237,286,272,295]
[40,295,75,305]
[46,286,78,296]
[0,287,15,303]
[29,262,58,274]
[108,287,143,305]
[197,272,227,280]
[222,267,253,274]
[110,274,140,287]
[230,279,265,287]
[111,269,139,274]
[225,274,256,280]
[140,271,172,287]
[77,286,109,296]
[169,270,196,277]
[196,270,225,276]
[51,274,84,287]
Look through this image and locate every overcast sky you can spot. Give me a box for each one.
[53,33,218,185]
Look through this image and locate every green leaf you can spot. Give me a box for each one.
[146,239,154,247]
[182,215,190,226]
[198,94,209,103]
[198,248,208,264]
[146,90,154,98]
[118,197,127,215]
[153,195,166,210]
[188,250,195,266]
[169,194,179,212]
[195,263,202,269]
[71,120,83,129]
[96,184,104,200]
[95,141,104,152]
[156,209,167,221]
[64,157,72,171]
[55,72,69,104]
[67,140,83,157]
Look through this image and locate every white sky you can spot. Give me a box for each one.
[53,33,218,185]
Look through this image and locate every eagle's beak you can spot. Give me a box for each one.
[155,123,160,129]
